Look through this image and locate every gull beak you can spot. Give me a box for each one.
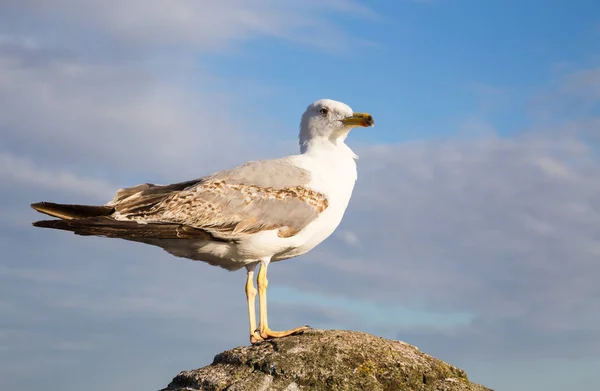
[342,112,374,127]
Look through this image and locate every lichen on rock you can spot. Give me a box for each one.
[161,329,492,391]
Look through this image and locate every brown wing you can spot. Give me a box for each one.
[111,159,328,240]
[32,159,328,241]
[115,182,327,239]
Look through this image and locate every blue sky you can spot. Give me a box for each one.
[1,1,600,390]
[206,0,600,142]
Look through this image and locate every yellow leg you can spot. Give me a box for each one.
[245,266,262,344]
[255,260,309,341]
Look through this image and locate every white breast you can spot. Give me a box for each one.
[270,144,358,260]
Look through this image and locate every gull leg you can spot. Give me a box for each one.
[256,259,309,341]
[245,265,262,344]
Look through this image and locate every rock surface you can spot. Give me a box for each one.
[161,329,492,391]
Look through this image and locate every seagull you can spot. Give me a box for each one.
[31,98,374,343]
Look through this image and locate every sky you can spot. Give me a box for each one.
[1,1,599,390]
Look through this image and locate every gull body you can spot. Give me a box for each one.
[31,98,374,343]
[159,140,358,269]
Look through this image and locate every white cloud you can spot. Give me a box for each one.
[0,152,116,200]
[0,0,375,184]
[530,65,600,123]
[337,230,361,247]
[0,40,257,181]
[0,0,372,52]
[268,63,600,361]
[270,125,600,362]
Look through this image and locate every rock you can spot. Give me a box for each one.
[160,329,492,391]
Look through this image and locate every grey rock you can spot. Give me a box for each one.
[160,329,492,391]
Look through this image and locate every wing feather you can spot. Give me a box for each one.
[108,159,327,240]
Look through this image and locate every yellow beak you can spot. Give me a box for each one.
[342,112,375,127]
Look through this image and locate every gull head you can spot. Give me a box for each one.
[299,98,374,151]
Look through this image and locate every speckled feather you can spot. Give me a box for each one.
[109,158,328,240]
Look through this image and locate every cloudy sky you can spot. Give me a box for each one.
[1,1,599,390]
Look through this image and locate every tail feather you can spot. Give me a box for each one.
[31,202,114,220]
[32,216,212,240]
[31,201,219,242]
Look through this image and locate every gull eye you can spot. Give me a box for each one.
[319,108,329,116]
